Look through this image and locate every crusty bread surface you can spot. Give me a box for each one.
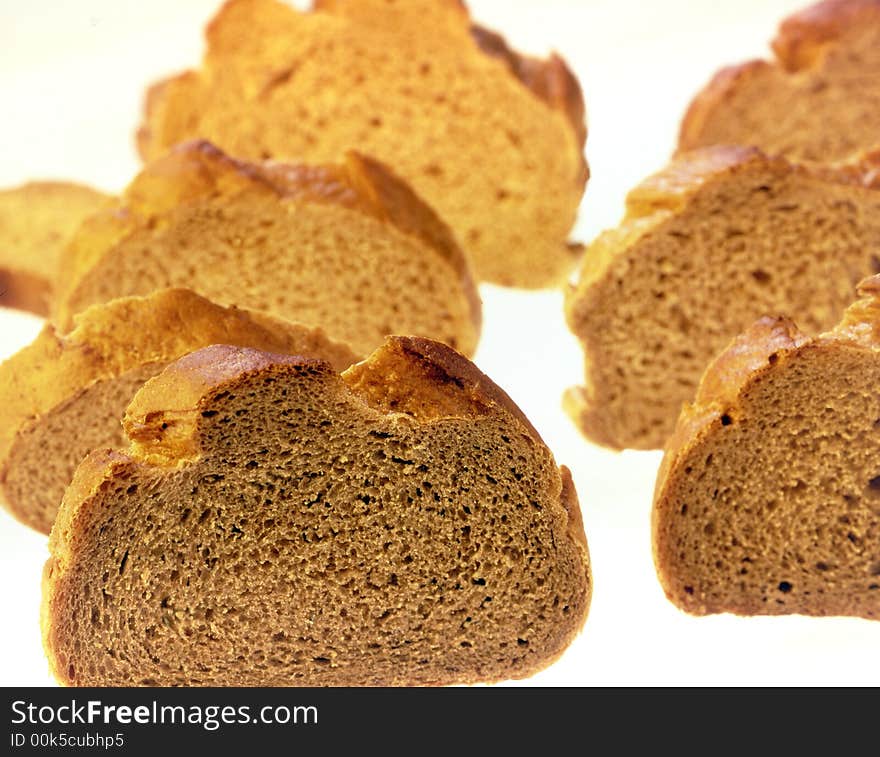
[652,274,880,619]
[42,338,591,686]
[679,0,880,164]
[565,145,880,450]
[53,140,481,358]
[137,0,588,288]
[0,287,357,534]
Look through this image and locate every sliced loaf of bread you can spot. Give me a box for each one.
[136,0,587,288]
[679,0,880,164]
[0,287,356,534]
[0,181,110,316]
[52,140,481,357]
[565,145,880,450]
[42,338,591,686]
[652,275,880,619]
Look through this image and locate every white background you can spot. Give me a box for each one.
[2,0,878,687]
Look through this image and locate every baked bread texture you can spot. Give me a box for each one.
[136,0,588,288]
[679,0,880,164]
[0,287,356,535]
[0,181,110,316]
[652,275,880,619]
[565,145,880,450]
[53,140,481,358]
[42,338,591,686]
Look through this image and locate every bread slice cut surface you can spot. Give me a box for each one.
[42,338,591,686]
[0,287,356,534]
[136,0,587,287]
[0,181,110,315]
[652,275,880,619]
[565,145,880,450]
[53,140,481,358]
[679,0,880,164]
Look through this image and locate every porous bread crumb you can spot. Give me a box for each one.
[137,0,587,288]
[565,145,880,450]
[0,287,357,534]
[42,339,592,686]
[652,276,880,619]
[0,182,110,315]
[53,140,481,358]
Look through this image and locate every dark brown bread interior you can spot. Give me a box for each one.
[565,145,880,450]
[42,339,591,686]
[0,287,357,535]
[652,276,880,618]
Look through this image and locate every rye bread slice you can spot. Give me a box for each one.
[0,287,356,534]
[42,338,591,686]
[679,0,880,164]
[565,145,880,450]
[53,139,481,358]
[652,275,880,619]
[136,0,587,288]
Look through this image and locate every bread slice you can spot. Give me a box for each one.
[136,0,587,288]
[0,287,357,535]
[565,145,880,450]
[52,140,481,358]
[652,275,880,619]
[679,0,880,164]
[0,181,110,316]
[41,338,591,686]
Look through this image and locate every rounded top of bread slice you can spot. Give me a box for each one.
[565,144,880,450]
[0,181,111,315]
[136,0,587,287]
[53,139,481,357]
[652,274,880,618]
[0,287,357,533]
[42,338,591,686]
[679,0,880,163]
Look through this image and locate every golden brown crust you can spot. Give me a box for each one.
[42,448,136,683]
[337,155,482,334]
[678,61,772,155]
[0,181,111,316]
[0,288,357,529]
[625,146,769,216]
[601,144,877,245]
[653,316,810,504]
[652,276,880,616]
[342,336,543,444]
[54,140,480,339]
[137,0,586,289]
[833,273,880,343]
[469,24,588,185]
[679,0,880,157]
[45,339,590,686]
[654,278,880,507]
[123,346,328,466]
[135,73,182,162]
[566,144,880,450]
[771,0,880,72]
[0,269,50,316]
